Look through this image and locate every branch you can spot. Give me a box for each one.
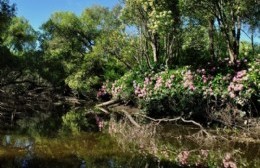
[135,113,210,136]
[121,110,141,128]
[96,99,120,107]
[96,106,109,114]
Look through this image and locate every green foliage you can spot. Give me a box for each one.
[0,0,259,123]
[0,0,15,40]
[61,110,88,135]
[38,5,132,93]
[106,55,259,119]
[3,17,38,53]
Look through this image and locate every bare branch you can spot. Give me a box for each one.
[135,113,210,136]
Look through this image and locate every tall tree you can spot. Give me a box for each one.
[39,6,130,91]
[121,0,181,68]
[181,0,259,64]
[0,0,15,67]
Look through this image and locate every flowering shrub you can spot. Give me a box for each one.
[183,70,196,91]
[101,57,259,120]
[105,70,144,101]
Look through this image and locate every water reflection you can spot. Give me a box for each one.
[0,131,177,168]
[3,135,11,146]
[1,102,258,167]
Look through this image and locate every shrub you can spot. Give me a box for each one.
[61,110,89,135]
[102,56,259,121]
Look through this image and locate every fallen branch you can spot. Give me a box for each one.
[121,109,141,128]
[96,99,120,107]
[96,107,110,114]
[135,113,210,136]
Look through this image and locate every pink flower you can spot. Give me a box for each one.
[177,150,190,165]
[202,75,208,83]
[236,70,246,78]
[233,84,243,91]
[183,70,196,91]
[154,76,163,90]
[189,84,196,91]
[144,77,150,85]
[229,92,236,98]
[165,79,172,88]
[222,153,237,168]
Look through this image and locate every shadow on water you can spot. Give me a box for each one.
[1,100,259,167]
[0,101,180,168]
[0,133,179,168]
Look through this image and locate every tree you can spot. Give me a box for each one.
[121,0,181,68]
[0,0,16,68]
[39,6,131,91]
[0,0,15,42]
[3,17,38,53]
[180,0,259,64]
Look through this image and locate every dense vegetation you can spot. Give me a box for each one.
[0,0,259,124]
[0,0,260,167]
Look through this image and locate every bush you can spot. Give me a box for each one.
[60,110,89,135]
[102,57,259,122]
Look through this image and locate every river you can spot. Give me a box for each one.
[0,101,259,167]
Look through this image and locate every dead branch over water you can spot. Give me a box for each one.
[97,99,260,144]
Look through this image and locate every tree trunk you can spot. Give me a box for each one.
[208,17,215,61]
[150,33,159,63]
[235,15,241,58]
[251,32,255,57]
[228,46,237,64]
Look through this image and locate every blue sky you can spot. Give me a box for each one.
[9,0,120,30]
[7,0,259,43]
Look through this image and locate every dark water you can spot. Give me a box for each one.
[158,123,260,167]
[0,132,171,168]
[0,103,178,168]
[0,102,259,167]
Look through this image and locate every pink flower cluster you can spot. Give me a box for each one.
[222,153,237,168]
[111,83,122,97]
[134,85,147,98]
[165,75,175,88]
[183,70,195,91]
[133,80,149,98]
[165,79,172,88]
[177,150,190,165]
[133,73,176,99]
[197,68,213,83]
[154,76,163,90]
[228,70,247,98]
